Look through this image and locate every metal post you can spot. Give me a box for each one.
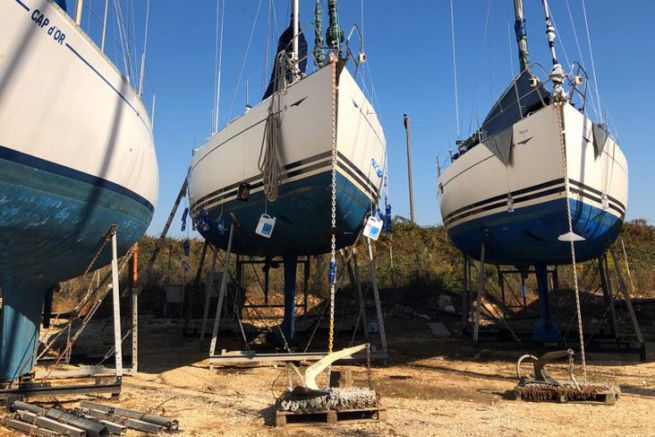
[184,241,208,335]
[292,0,299,61]
[130,246,138,373]
[209,222,236,358]
[473,243,486,343]
[110,230,123,378]
[461,255,470,329]
[282,256,298,343]
[521,271,528,308]
[100,0,109,51]
[367,239,388,360]
[303,257,310,315]
[403,114,416,223]
[498,267,506,310]
[200,247,218,340]
[74,0,84,25]
[609,247,645,348]
[350,248,369,339]
[598,255,619,339]
[264,260,270,305]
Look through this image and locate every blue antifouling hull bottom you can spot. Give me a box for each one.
[448,198,623,266]
[198,171,375,257]
[0,153,153,381]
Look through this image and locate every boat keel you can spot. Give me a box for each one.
[0,280,49,382]
[533,264,561,343]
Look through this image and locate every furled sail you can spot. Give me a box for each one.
[263,20,308,100]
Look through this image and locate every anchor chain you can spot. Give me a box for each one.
[555,99,587,382]
[328,53,338,355]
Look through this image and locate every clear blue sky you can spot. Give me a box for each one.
[83,0,655,237]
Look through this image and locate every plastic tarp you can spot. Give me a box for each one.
[263,24,308,100]
[480,70,550,139]
[483,126,513,165]
[592,123,609,156]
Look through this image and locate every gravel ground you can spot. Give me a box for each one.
[2,322,654,436]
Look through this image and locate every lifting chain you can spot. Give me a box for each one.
[555,99,587,382]
[328,53,338,355]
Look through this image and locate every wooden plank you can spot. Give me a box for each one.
[275,407,386,427]
[514,386,619,405]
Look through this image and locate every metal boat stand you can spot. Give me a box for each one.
[1,226,135,402]
[464,243,522,344]
[204,234,388,367]
[560,247,647,360]
[460,241,647,360]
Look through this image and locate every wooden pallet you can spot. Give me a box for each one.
[511,388,619,405]
[275,407,386,427]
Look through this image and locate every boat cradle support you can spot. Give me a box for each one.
[1,227,134,401]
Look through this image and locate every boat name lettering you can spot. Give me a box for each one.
[31,9,66,45]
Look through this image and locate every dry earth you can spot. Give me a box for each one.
[2,319,654,436]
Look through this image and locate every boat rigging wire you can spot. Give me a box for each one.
[262,0,273,96]
[112,0,133,84]
[137,0,150,97]
[228,0,264,121]
[563,0,598,121]
[466,0,492,136]
[581,0,603,121]
[360,0,365,49]
[507,24,515,77]
[129,0,138,84]
[213,0,226,133]
[449,0,461,139]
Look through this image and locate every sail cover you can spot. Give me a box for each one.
[469,70,550,165]
[263,25,308,100]
[480,71,550,138]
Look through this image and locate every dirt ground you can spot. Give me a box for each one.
[2,317,655,437]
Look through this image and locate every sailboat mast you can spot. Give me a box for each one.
[513,0,530,72]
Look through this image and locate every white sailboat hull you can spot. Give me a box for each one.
[438,103,627,265]
[0,0,158,381]
[1,0,158,205]
[188,62,386,256]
